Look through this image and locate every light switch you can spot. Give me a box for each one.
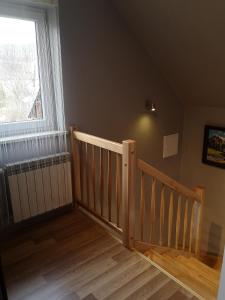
[163,133,179,159]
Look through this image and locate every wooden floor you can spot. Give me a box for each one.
[1,210,197,300]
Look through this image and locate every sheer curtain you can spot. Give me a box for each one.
[0,0,68,226]
[0,0,67,164]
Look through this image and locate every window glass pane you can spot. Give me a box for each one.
[0,17,43,124]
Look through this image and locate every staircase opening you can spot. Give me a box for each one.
[70,127,222,300]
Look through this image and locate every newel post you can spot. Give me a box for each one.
[69,126,81,206]
[194,186,205,256]
[122,140,136,249]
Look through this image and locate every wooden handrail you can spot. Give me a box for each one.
[73,131,123,154]
[70,127,136,249]
[138,159,202,203]
[70,127,204,254]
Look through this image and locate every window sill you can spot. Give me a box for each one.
[0,130,68,145]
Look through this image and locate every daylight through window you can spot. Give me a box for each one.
[0,17,43,124]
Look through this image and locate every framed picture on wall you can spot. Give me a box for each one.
[202,125,225,169]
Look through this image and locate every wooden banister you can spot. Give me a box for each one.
[159,185,165,246]
[70,128,132,248]
[69,126,81,203]
[149,178,156,242]
[138,159,202,203]
[168,191,174,247]
[175,195,181,249]
[91,145,96,211]
[73,131,123,154]
[99,148,104,217]
[194,186,205,256]
[70,127,204,255]
[182,199,188,250]
[122,140,136,249]
[116,154,121,227]
[85,143,90,208]
[140,171,145,241]
[137,158,205,256]
[189,202,195,252]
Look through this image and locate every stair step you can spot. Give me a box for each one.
[144,248,219,300]
[188,257,220,280]
[164,254,218,289]
[148,250,213,287]
[199,252,223,271]
[137,240,193,258]
[171,256,219,289]
[164,248,193,258]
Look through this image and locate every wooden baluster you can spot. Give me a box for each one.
[79,142,84,203]
[85,143,90,208]
[100,148,104,216]
[107,150,112,222]
[175,195,181,249]
[116,154,121,227]
[168,191,174,247]
[189,202,195,252]
[182,199,188,250]
[69,126,81,204]
[122,140,136,248]
[140,171,145,241]
[149,178,156,243]
[160,185,165,246]
[194,187,205,256]
[194,202,201,255]
[91,145,96,211]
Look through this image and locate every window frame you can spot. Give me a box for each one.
[0,1,59,137]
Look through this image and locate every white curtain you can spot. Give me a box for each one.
[5,0,58,7]
[0,0,67,225]
[0,0,67,166]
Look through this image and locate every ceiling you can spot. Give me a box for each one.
[113,0,225,107]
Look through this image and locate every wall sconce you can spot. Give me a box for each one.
[145,99,156,112]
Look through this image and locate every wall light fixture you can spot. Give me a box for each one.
[145,99,156,112]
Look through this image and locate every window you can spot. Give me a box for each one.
[0,17,42,123]
[0,1,64,137]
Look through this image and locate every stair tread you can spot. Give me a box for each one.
[148,250,216,286]
[165,248,193,258]
[143,243,193,257]
[198,254,223,271]
[144,248,219,300]
[163,254,219,287]
[178,256,220,279]
[190,257,220,280]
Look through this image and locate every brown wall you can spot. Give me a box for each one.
[113,0,225,107]
[58,0,183,178]
[180,106,225,255]
[58,0,225,256]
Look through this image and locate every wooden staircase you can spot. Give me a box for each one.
[134,158,221,300]
[70,128,223,300]
[135,242,221,300]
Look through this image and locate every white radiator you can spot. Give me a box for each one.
[6,153,73,223]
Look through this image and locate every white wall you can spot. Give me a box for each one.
[180,106,225,255]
